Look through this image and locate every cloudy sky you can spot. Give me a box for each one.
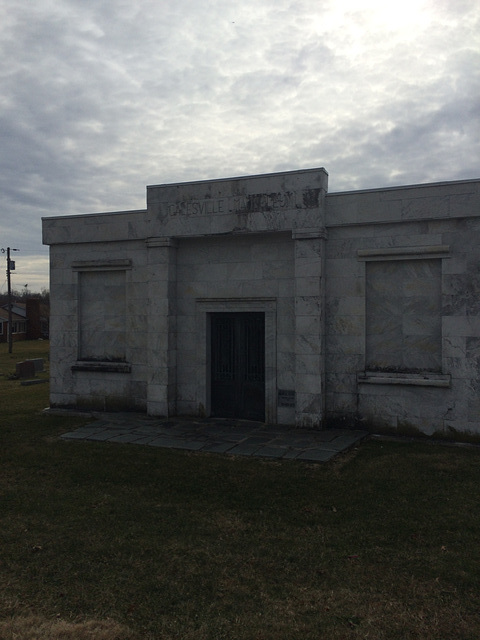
[1,0,479,292]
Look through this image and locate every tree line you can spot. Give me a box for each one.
[0,288,50,306]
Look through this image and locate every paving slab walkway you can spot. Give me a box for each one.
[61,414,369,462]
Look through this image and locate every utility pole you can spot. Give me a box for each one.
[2,247,19,354]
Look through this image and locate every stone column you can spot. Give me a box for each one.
[293,230,327,428]
[146,237,177,416]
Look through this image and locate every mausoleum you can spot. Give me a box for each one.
[42,168,480,436]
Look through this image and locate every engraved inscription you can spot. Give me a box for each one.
[278,389,296,407]
[237,192,297,213]
[166,191,298,217]
[168,199,226,216]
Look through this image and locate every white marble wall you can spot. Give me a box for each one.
[43,173,480,435]
[47,239,149,412]
[175,233,294,423]
[142,169,329,427]
[325,178,480,436]
[43,169,328,427]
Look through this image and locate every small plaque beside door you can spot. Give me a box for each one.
[278,389,295,408]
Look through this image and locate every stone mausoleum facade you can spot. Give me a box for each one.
[42,168,480,437]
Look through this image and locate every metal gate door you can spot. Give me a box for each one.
[211,312,265,421]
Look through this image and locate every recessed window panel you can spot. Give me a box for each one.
[366,259,441,373]
[78,270,126,362]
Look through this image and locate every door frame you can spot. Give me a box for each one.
[195,298,277,423]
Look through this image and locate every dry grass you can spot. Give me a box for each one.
[0,615,136,640]
[1,341,480,639]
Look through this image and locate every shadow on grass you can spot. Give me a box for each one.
[1,342,480,639]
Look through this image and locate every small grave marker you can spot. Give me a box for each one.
[16,360,36,379]
[26,358,44,373]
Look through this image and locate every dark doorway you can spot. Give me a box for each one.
[210,312,265,421]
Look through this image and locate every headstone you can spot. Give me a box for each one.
[16,360,36,379]
[26,358,44,373]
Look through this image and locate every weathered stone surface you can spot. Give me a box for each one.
[42,172,480,435]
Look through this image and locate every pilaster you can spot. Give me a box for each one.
[146,237,178,416]
[293,230,327,427]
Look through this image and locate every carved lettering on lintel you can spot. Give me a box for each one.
[165,191,300,217]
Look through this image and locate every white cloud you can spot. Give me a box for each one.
[0,0,479,290]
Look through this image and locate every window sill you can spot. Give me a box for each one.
[72,362,131,374]
[357,372,450,388]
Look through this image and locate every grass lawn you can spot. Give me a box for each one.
[1,341,480,639]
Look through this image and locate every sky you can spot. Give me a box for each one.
[1,0,479,293]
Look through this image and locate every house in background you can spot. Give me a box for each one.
[0,299,49,343]
[0,307,27,342]
[5,302,27,317]
[42,168,480,437]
